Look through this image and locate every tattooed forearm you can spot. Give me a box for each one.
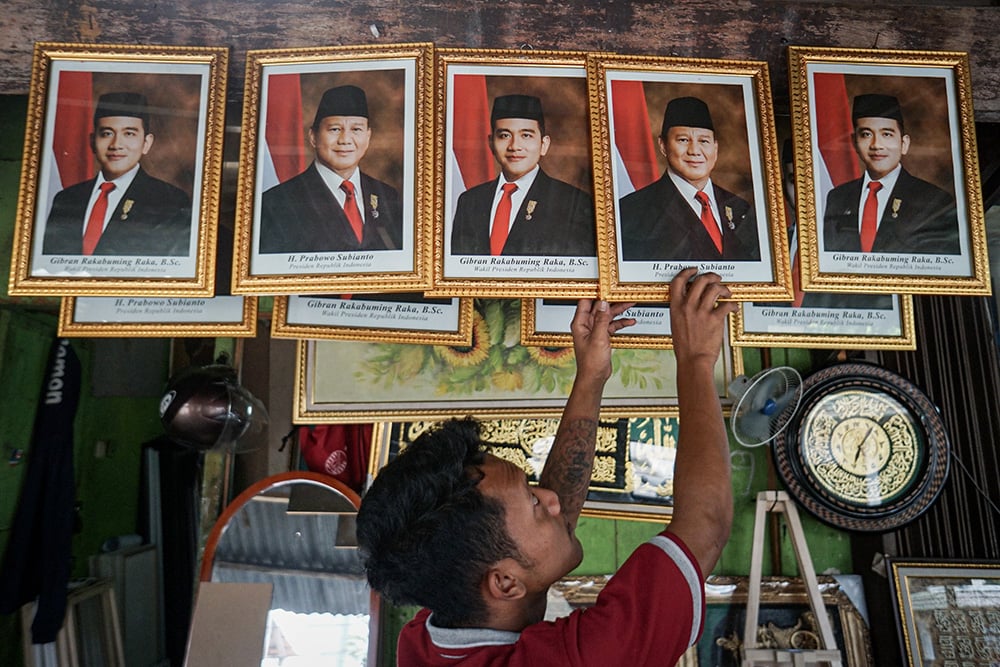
[539,417,598,518]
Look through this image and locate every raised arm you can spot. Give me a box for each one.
[539,300,635,531]
[666,268,737,577]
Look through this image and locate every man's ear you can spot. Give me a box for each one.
[89,133,96,154]
[484,560,527,601]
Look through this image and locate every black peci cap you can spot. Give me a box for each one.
[852,93,904,126]
[661,96,714,136]
[93,92,150,131]
[490,94,545,125]
[313,85,369,128]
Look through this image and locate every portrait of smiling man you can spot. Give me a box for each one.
[618,95,761,263]
[41,91,192,256]
[258,84,403,254]
[822,93,960,255]
[450,94,596,257]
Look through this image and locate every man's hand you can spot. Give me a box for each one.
[669,268,737,371]
[570,299,636,386]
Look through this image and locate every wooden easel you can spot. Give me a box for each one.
[741,491,843,667]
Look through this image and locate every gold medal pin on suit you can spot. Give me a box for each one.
[525,200,537,220]
[370,194,379,219]
[121,200,134,220]
[725,206,735,230]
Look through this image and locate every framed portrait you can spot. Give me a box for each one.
[8,42,228,297]
[294,299,741,423]
[731,293,916,350]
[788,46,990,296]
[58,295,257,337]
[231,43,434,294]
[548,575,873,666]
[371,417,681,522]
[521,298,674,349]
[270,293,473,345]
[588,53,792,303]
[430,48,600,298]
[888,559,1000,666]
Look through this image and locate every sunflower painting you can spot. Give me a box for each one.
[301,299,736,422]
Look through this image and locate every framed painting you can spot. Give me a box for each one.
[270,293,473,346]
[295,299,741,423]
[430,48,600,298]
[547,575,873,666]
[521,298,674,349]
[231,43,434,294]
[889,559,1000,667]
[58,295,257,337]
[370,417,682,522]
[588,53,792,303]
[788,46,990,296]
[731,294,916,350]
[8,42,228,297]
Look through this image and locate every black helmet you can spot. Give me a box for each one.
[159,365,268,452]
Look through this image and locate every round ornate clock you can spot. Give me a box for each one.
[773,362,950,532]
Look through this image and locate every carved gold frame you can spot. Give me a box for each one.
[789,46,990,296]
[294,299,741,423]
[270,295,474,345]
[8,42,228,297]
[231,43,435,294]
[428,48,600,298]
[58,295,258,337]
[731,294,916,350]
[588,53,792,303]
[520,298,674,349]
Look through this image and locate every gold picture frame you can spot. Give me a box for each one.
[294,299,741,423]
[58,295,258,338]
[429,48,600,298]
[8,42,228,297]
[270,294,474,346]
[231,43,435,294]
[731,294,916,350]
[588,53,792,303]
[888,558,1000,667]
[520,298,674,349]
[788,46,990,296]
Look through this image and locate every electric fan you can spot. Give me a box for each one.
[729,366,803,448]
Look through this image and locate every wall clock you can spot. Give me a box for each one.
[773,362,950,532]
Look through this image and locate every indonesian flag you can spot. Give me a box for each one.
[812,72,861,218]
[610,79,659,197]
[46,71,94,214]
[260,73,306,191]
[449,74,495,213]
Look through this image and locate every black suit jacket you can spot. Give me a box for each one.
[618,173,761,262]
[259,164,403,254]
[823,167,960,254]
[450,169,596,256]
[42,168,192,256]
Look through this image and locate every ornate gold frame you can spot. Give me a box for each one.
[294,299,741,424]
[788,46,990,296]
[230,42,435,294]
[58,295,258,337]
[428,48,600,298]
[520,298,674,349]
[8,42,228,297]
[730,294,916,350]
[270,295,474,345]
[588,53,792,303]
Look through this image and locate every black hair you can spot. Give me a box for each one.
[356,418,520,627]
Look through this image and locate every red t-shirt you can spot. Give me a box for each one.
[397,531,704,666]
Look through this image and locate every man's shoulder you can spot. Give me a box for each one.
[133,169,190,203]
[620,175,670,207]
[53,178,97,201]
[896,168,953,200]
[533,169,590,200]
[263,165,319,199]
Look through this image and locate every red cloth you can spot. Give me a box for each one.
[298,424,372,494]
[397,531,704,666]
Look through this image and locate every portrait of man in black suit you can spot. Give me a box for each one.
[618,96,761,263]
[450,94,596,257]
[41,92,192,256]
[822,93,960,255]
[259,84,403,254]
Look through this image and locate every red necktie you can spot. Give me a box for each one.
[695,190,723,254]
[83,182,115,255]
[491,183,517,256]
[860,181,882,253]
[340,181,364,243]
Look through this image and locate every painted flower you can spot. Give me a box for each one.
[438,312,489,367]
[527,345,574,367]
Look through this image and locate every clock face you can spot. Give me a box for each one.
[774,363,948,532]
